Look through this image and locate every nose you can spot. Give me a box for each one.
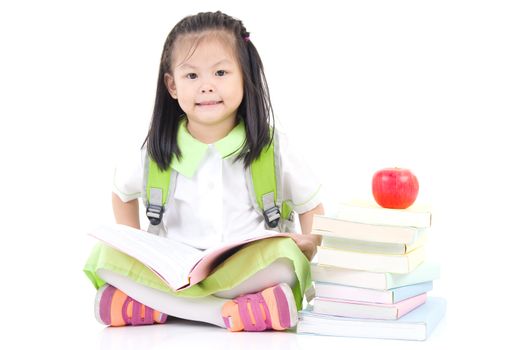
[200,81,215,93]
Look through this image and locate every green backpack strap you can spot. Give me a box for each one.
[145,158,175,226]
[144,134,293,231]
[250,136,293,230]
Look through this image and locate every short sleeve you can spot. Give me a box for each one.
[112,148,144,202]
[278,131,323,214]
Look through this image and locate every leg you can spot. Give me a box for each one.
[96,257,298,329]
[97,269,227,328]
[213,258,296,298]
[95,283,168,326]
[216,258,299,332]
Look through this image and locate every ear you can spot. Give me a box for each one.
[164,73,178,99]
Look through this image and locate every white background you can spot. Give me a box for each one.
[1,0,527,349]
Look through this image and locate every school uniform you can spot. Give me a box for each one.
[112,119,322,249]
[84,119,322,311]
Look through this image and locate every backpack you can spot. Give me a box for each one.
[141,130,295,235]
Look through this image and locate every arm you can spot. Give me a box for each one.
[112,193,141,229]
[299,203,325,241]
[289,203,325,261]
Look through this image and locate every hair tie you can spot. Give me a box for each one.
[243,34,250,42]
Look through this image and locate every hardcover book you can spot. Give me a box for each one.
[320,231,427,255]
[297,297,446,341]
[317,246,426,274]
[313,215,426,244]
[310,261,440,290]
[312,293,427,320]
[332,200,432,228]
[314,281,433,304]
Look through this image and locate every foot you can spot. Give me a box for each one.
[221,283,298,332]
[95,284,167,326]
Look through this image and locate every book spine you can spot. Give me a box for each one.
[386,261,441,289]
[406,247,426,273]
[395,293,427,318]
[392,281,433,303]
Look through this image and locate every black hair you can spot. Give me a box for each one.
[143,11,274,171]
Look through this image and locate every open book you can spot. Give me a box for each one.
[89,224,289,291]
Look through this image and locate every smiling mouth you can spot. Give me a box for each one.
[196,101,223,106]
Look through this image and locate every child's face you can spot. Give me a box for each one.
[165,34,244,132]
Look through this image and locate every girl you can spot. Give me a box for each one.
[84,11,324,332]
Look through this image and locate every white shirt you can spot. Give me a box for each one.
[112,122,322,250]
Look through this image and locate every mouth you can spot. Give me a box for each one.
[196,100,223,106]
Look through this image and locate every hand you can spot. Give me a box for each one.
[286,233,321,261]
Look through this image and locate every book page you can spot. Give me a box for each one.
[89,224,289,291]
[89,224,204,290]
[186,231,290,286]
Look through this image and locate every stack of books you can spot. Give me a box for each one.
[297,200,446,341]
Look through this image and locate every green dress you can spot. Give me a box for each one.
[83,237,311,310]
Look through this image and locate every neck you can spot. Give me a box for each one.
[186,117,237,144]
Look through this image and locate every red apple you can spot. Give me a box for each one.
[372,168,419,209]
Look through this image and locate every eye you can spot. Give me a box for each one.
[215,70,227,77]
[186,73,198,80]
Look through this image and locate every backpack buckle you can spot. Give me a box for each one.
[264,205,281,228]
[146,204,164,225]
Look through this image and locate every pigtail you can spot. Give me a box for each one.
[236,38,274,169]
[233,24,275,169]
[143,30,186,171]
